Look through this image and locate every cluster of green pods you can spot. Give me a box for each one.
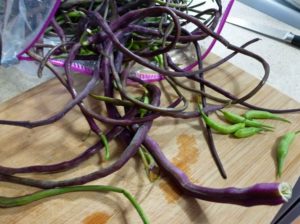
[220,110,275,138]
[198,106,289,138]
[198,105,299,178]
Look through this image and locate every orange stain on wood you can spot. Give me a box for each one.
[159,134,199,203]
[172,134,199,175]
[82,212,111,224]
[159,181,182,203]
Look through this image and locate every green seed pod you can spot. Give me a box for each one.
[221,110,274,129]
[67,10,86,18]
[277,131,299,177]
[139,94,150,118]
[244,110,291,123]
[233,127,262,138]
[199,107,245,134]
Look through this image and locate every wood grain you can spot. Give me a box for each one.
[0,55,300,224]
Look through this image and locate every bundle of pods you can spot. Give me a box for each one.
[1,1,299,223]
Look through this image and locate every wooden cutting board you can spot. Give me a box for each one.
[0,55,300,224]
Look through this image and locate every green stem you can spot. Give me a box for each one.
[99,133,110,160]
[143,148,155,166]
[138,147,150,169]
[89,94,133,107]
[138,146,160,182]
[0,185,149,224]
[80,29,92,46]
[139,93,150,118]
[277,159,283,178]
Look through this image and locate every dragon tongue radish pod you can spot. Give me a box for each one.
[221,110,274,129]
[243,110,291,123]
[0,0,61,66]
[277,131,300,177]
[198,105,245,134]
[233,127,263,138]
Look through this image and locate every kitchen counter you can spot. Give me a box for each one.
[0,0,300,103]
[209,0,300,102]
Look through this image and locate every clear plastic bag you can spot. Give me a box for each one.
[285,0,300,9]
[0,0,61,66]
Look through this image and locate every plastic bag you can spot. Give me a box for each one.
[0,0,61,66]
[285,0,300,9]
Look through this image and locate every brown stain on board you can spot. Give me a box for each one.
[159,181,182,203]
[159,134,199,204]
[172,134,199,175]
[82,212,111,224]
